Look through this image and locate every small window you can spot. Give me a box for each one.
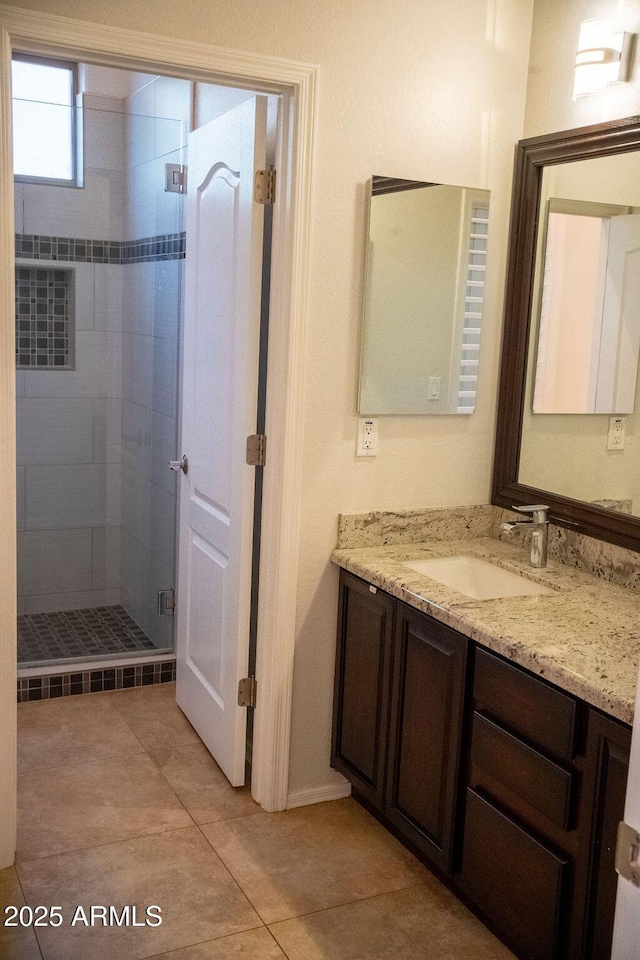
[11,55,81,185]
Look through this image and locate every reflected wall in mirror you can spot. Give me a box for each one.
[358,176,490,415]
[493,116,640,551]
[532,169,640,414]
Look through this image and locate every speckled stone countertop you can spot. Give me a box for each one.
[331,535,640,725]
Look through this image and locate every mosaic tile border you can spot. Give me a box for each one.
[15,231,186,264]
[17,659,176,702]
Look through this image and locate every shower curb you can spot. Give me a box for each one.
[17,658,176,702]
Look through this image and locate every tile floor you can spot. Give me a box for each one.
[17,605,157,665]
[3,683,516,959]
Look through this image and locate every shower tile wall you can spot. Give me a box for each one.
[15,78,186,654]
[15,93,125,617]
[119,75,188,649]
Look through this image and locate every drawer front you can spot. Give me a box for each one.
[472,712,574,829]
[474,647,577,761]
[461,789,569,960]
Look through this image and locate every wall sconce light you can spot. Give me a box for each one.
[573,18,635,99]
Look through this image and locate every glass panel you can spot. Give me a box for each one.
[16,103,186,668]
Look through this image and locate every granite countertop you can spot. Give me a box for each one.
[331,535,640,725]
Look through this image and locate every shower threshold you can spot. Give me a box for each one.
[17,604,170,668]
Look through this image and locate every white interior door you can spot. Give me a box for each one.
[175,96,268,786]
[595,213,640,413]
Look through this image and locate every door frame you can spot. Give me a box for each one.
[0,3,317,865]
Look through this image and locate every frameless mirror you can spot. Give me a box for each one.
[493,117,640,550]
[358,176,490,415]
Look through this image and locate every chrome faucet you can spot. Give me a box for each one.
[500,504,550,568]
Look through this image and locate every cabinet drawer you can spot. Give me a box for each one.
[474,647,577,761]
[461,789,568,960]
[472,712,574,829]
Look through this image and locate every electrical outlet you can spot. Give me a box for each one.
[607,417,625,450]
[356,418,378,457]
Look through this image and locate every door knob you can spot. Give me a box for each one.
[169,455,188,475]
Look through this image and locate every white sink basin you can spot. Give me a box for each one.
[403,555,556,601]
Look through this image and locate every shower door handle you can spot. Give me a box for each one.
[169,455,188,475]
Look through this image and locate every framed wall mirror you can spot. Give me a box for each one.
[358,176,490,415]
[493,115,640,551]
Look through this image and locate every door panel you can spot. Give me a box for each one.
[384,602,467,871]
[176,97,268,786]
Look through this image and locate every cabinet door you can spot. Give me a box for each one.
[384,602,467,872]
[331,571,394,809]
[577,710,631,960]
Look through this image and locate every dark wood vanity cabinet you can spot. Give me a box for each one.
[331,572,394,808]
[461,648,631,960]
[384,601,467,871]
[331,571,467,870]
[332,569,631,960]
[460,647,584,960]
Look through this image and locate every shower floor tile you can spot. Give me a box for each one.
[17,605,158,664]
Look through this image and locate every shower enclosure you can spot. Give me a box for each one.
[14,76,188,672]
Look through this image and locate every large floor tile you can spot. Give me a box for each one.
[16,827,262,960]
[18,695,145,774]
[106,683,201,751]
[17,754,192,861]
[148,741,259,824]
[269,881,517,959]
[0,867,42,960]
[146,927,286,959]
[200,798,427,924]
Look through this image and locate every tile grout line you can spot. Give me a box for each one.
[265,877,435,929]
[14,822,201,870]
[193,818,270,927]
[12,867,46,960]
[134,922,273,960]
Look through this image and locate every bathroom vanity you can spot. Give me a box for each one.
[331,510,639,960]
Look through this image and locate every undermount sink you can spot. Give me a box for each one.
[402,555,557,601]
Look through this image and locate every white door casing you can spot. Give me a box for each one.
[0,8,316,864]
[176,97,268,786]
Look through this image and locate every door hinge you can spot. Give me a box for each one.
[157,588,175,616]
[165,163,187,194]
[246,434,267,466]
[254,168,276,205]
[615,820,640,886]
[238,676,257,708]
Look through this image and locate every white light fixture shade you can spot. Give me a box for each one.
[573,18,635,99]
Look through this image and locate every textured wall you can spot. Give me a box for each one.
[3,0,535,798]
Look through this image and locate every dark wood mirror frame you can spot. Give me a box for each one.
[492,115,640,553]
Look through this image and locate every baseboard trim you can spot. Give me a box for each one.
[287,780,352,809]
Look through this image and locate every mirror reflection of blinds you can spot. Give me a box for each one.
[457,201,488,413]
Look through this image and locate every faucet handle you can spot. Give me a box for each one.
[512,504,550,523]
